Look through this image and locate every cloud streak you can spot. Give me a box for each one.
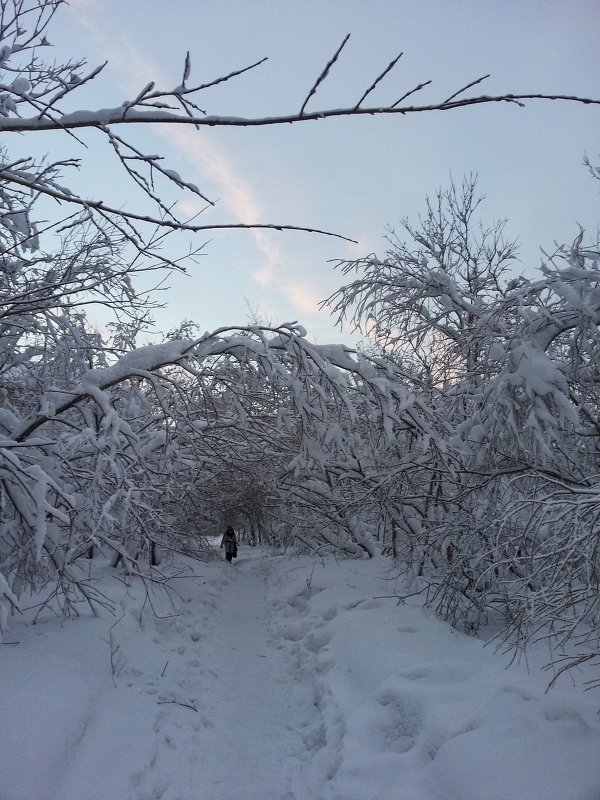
[66,4,321,316]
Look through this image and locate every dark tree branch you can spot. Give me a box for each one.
[299,33,351,116]
[443,74,491,104]
[354,51,404,110]
[2,90,598,135]
[0,168,357,242]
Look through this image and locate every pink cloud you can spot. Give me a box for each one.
[65,7,338,322]
[281,281,322,315]
[66,6,284,284]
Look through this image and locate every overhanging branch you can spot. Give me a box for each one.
[1,91,599,133]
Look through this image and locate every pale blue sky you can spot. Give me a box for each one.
[42,1,600,344]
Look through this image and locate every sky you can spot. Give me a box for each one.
[35,0,600,345]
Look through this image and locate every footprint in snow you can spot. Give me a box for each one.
[304,628,333,654]
[124,667,144,677]
[397,625,418,634]
[496,684,537,703]
[542,705,590,730]
[358,599,386,611]
[425,719,481,762]
[280,622,311,642]
[375,688,423,753]
[400,663,473,684]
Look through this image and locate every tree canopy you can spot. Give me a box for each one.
[1,0,600,686]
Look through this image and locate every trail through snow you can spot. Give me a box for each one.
[59,549,307,800]
[182,554,305,799]
[2,547,600,800]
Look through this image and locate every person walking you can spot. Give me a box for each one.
[220,525,238,563]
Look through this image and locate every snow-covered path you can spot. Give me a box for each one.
[2,548,600,800]
[58,549,307,800]
[181,553,304,800]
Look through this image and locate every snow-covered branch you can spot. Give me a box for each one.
[1,1,598,250]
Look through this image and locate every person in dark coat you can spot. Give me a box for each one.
[220,526,238,563]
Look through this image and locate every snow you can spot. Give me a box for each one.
[1,548,600,800]
[10,77,30,94]
[82,340,194,387]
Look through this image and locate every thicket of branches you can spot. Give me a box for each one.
[325,174,600,684]
[1,0,600,686]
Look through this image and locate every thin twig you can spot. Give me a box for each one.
[391,80,432,107]
[444,74,490,104]
[0,169,357,242]
[299,33,351,116]
[172,56,269,95]
[354,52,403,110]
[157,700,198,712]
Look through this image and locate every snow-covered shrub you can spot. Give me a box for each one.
[326,175,600,675]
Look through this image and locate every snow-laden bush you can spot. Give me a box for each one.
[327,176,600,676]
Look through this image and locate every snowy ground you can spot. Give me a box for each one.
[2,546,600,800]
